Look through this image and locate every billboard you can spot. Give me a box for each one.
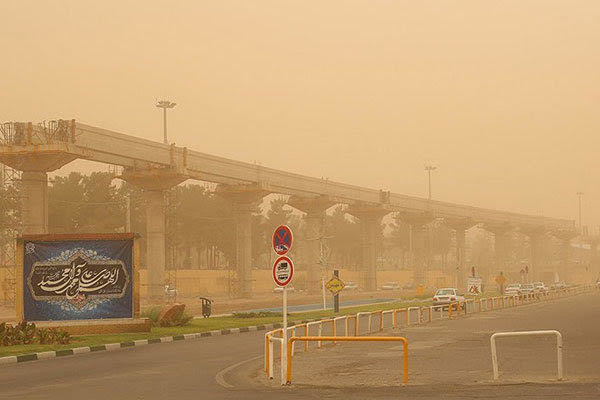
[17,234,137,322]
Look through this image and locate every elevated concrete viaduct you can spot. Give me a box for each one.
[0,120,576,298]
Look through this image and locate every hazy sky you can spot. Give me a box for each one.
[1,1,599,228]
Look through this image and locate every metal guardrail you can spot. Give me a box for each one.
[264,284,594,385]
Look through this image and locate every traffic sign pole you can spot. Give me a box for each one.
[333,270,340,313]
[272,226,293,386]
[281,285,287,385]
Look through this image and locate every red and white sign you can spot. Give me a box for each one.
[272,256,294,287]
[272,225,293,255]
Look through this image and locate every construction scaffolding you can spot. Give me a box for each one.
[0,163,21,305]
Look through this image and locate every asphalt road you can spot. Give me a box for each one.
[1,291,599,400]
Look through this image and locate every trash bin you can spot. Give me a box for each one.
[199,297,213,318]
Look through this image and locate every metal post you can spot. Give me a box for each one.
[281,286,287,385]
[163,107,167,144]
[125,195,131,232]
[333,269,340,313]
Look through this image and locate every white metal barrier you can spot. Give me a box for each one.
[490,330,563,381]
[265,285,593,382]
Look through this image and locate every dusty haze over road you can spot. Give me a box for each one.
[1,0,598,224]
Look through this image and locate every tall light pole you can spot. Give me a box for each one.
[156,100,176,144]
[577,191,584,234]
[424,165,437,200]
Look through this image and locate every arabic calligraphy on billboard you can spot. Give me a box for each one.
[21,234,135,321]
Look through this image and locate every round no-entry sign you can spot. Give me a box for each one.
[272,225,293,255]
[272,256,294,287]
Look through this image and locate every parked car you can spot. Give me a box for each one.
[551,281,567,290]
[520,283,536,295]
[381,281,401,290]
[344,281,359,291]
[532,282,548,293]
[273,285,295,293]
[504,283,521,296]
[432,288,465,308]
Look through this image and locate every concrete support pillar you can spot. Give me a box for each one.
[529,235,542,281]
[21,171,49,234]
[399,212,433,286]
[233,204,253,298]
[520,227,547,282]
[483,225,512,276]
[144,190,166,300]
[216,183,269,298]
[455,228,466,287]
[359,214,381,292]
[551,230,577,283]
[346,204,389,291]
[288,195,337,294]
[445,218,475,289]
[304,212,324,294]
[410,223,427,284]
[119,166,186,302]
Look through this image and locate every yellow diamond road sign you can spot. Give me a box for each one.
[325,276,345,295]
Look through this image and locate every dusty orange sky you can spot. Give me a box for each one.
[1,1,598,228]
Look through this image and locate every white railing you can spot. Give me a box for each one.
[490,330,563,381]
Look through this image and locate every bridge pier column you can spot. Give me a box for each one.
[21,171,49,234]
[347,203,390,291]
[119,167,186,301]
[445,218,476,289]
[520,227,547,282]
[398,212,433,287]
[551,230,577,283]
[484,224,513,279]
[144,190,167,300]
[288,196,336,294]
[217,184,270,298]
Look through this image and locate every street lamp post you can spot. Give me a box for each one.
[156,100,177,144]
[576,192,584,234]
[424,165,437,200]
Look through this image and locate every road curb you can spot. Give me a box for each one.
[0,319,317,366]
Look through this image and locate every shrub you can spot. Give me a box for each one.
[141,307,162,325]
[0,321,70,346]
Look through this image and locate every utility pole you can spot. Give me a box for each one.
[424,165,437,200]
[576,192,584,234]
[424,165,437,272]
[156,100,177,144]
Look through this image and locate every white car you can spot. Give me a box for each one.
[532,282,548,293]
[520,283,536,295]
[504,283,522,296]
[344,281,359,291]
[432,288,465,308]
[381,282,401,290]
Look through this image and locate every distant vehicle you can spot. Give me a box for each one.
[273,285,295,293]
[381,281,401,290]
[432,288,465,308]
[504,283,522,296]
[402,281,416,290]
[532,282,548,293]
[520,283,536,295]
[551,281,567,290]
[344,281,359,291]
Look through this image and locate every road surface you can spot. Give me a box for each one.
[0,291,598,399]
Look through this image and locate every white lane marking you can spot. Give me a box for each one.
[215,355,263,389]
